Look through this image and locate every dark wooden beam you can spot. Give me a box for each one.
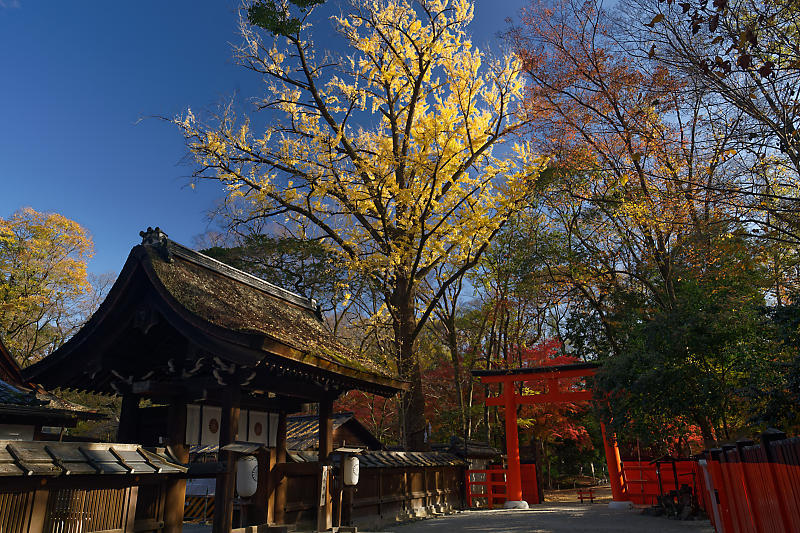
[163,399,188,533]
[317,396,334,532]
[116,393,139,443]
[272,411,287,526]
[213,389,240,533]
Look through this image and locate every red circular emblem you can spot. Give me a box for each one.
[254,422,263,436]
[209,418,219,434]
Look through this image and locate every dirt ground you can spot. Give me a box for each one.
[387,504,715,533]
[544,485,613,503]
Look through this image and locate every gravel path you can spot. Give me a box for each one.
[384,504,715,533]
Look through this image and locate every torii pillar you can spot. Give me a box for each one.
[502,381,527,508]
[601,422,631,509]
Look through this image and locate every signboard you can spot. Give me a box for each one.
[319,465,330,507]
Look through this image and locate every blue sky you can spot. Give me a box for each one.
[0,0,527,275]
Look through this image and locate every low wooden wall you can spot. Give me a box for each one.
[278,462,464,530]
[0,479,171,533]
[0,441,185,533]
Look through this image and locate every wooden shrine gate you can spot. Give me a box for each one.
[473,362,629,508]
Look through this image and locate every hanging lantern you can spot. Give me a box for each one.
[343,456,360,486]
[236,455,259,497]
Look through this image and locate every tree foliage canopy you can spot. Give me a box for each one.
[0,208,94,367]
[176,0,545,448]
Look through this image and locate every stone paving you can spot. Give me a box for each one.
[384,503,715,533]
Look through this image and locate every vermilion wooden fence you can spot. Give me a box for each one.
[622,459,703,506]
[465,469,507,508]
[699,430,800,533]
[465,464,538,508]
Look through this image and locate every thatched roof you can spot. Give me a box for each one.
[24,228,404,399]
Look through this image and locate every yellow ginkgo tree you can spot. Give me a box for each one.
[0,208,95,368]
[175,0,545,449]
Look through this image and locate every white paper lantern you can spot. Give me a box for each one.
[236,455,259,497]
[343,456,360,486]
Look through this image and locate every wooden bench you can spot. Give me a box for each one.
[577,488,595,503]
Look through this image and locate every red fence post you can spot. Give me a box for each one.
[774,438,800,529]
[487,471,494,509]
[761,430,796,531]
[707,449,736,533]
[735,440,766,533]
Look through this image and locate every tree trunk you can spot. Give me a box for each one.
[695,414,716,449]
[445,316,467,443]
[466,378,474,440]
[392,278,428,451]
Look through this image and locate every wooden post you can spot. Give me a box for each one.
[117,393,139,443]
[272,411,288,525]
[124,486,139,533]
[342,484,353,526]
[600,422,628,502]
[164,399,189,533]
[27,489,49,533]
[503,380,524,505]
[317,396,334,532]
[250,447,272,525]
[377,468,383,518]
[213,392,240,533]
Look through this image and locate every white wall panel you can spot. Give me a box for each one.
[185,404,201,445]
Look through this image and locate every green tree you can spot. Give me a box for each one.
[593,229,779,449]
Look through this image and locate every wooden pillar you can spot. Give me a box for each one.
[250,447,272,525]
[27,489,49,533]
[600,422,628,501]
[164,399,189,533]
[123,486,139,533]
[317,396,334,531]
[272,411,288,525]
[503,380,523,504]
[117,393,139,443]
[213,392,240,533]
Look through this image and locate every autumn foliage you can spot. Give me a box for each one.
[0,208,95,367]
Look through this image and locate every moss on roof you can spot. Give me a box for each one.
[144,243,392,380]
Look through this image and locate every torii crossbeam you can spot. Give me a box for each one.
[473,362,629,509]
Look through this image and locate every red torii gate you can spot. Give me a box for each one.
[473,362,629,509]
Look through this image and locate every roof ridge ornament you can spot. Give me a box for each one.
[139,226,172,262]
